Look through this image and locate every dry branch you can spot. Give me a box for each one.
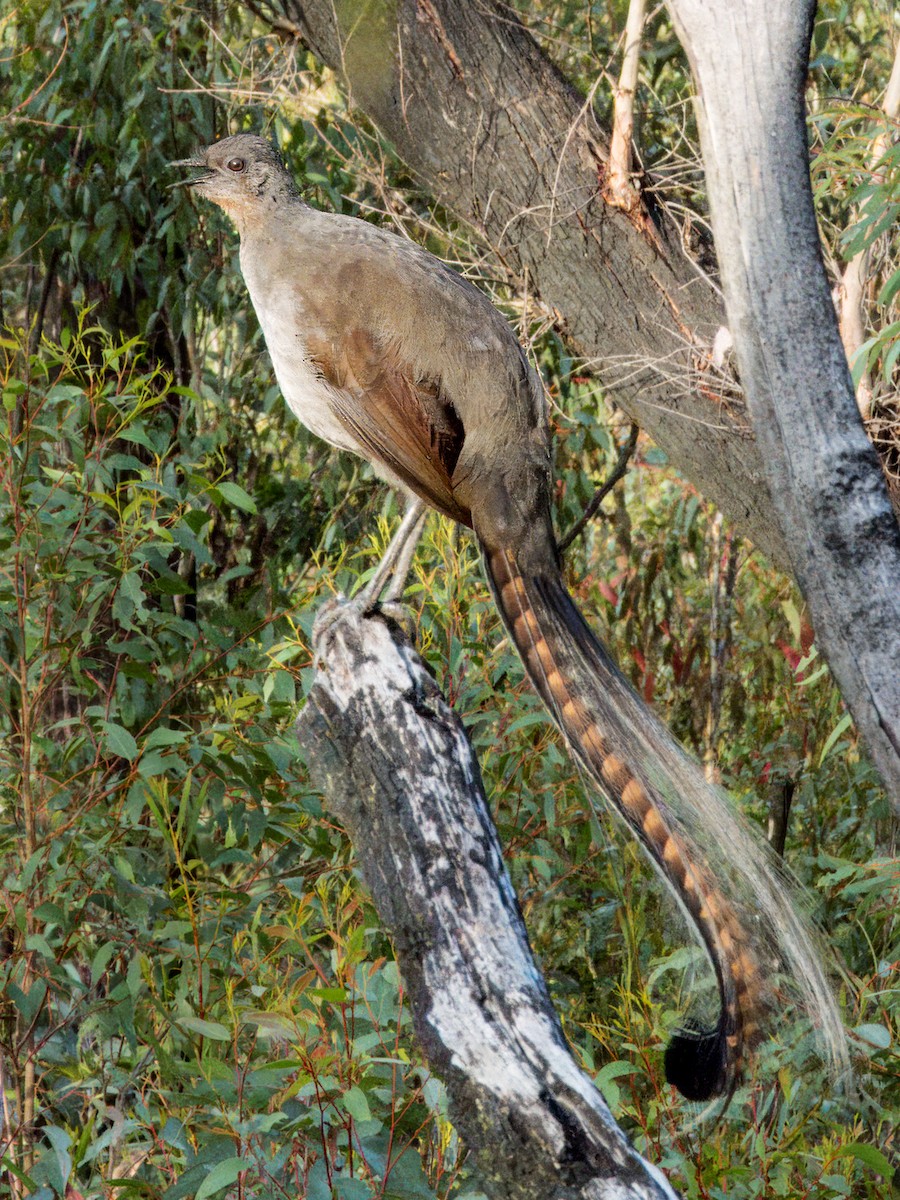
[296,599,681,1200]
[606,0,646,213]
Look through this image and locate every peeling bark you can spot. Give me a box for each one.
[296,600,681,1200]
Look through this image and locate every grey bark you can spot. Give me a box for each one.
[267,0,791,570]
[665,0,900,804]
[296,599,680,1200]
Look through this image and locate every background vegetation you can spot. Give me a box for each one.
[0,1,897,1197]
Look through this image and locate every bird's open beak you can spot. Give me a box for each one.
[168,155,211,189]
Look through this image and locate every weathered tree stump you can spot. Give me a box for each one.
[296,599,680,1200]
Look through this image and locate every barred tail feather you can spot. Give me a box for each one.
[479,538,848,1102]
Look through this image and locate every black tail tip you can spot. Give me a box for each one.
[664,1020,731,1101]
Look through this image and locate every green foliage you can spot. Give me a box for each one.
[0,0,897,1198]
[807,0,900,503]
[0,321,461,1197]
[808,22,900,401]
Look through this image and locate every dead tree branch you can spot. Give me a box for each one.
[606,0,646,213]
[295,600,681,1200]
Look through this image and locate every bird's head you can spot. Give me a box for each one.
[171,134,298,226]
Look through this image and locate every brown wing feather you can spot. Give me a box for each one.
[308,328,471,527]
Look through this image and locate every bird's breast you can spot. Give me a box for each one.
[243,273,362,456]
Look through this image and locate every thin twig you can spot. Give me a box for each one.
[1,15,69,125]
[558,422,639,553]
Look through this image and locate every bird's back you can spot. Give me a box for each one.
[240,202,552,530]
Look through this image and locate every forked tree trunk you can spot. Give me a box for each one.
[270,0,790,570]
[265,0,900,802]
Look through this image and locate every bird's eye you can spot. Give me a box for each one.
[226,157,246,173]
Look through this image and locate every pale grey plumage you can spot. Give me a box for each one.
[175,134,848,1103]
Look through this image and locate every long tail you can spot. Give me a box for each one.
[479,538,847,1102]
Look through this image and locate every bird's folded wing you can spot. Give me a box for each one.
[307,327,472,527]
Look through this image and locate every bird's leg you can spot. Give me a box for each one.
[355,499,428,610]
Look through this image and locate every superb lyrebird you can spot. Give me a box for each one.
[174,133,845,1102]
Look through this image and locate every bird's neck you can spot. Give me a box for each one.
[218,181,306,239]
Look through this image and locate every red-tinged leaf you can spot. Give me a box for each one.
[776,640,801,670]
[671,644,684,683]
[799,617,815,656]
[598,580,618,606]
